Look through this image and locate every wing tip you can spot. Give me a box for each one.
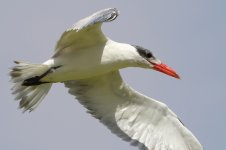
[66,8,120,32]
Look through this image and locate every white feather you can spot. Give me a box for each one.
[10,8,203,149]
[65,71,203,150]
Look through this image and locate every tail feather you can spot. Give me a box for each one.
[10,61,52,112]
[10,61,49,83]
[18,84,52,112]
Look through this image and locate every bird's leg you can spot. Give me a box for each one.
[22,66,62,86]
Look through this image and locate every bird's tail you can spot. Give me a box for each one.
[10,61,52,112]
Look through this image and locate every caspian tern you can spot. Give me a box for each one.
[10,8,203,150]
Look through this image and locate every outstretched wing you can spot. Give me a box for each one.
[64,71,203,150]
[54,8,119,53]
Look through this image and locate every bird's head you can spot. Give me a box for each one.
[133,45,180,79]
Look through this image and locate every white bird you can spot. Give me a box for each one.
[10,8,203,150]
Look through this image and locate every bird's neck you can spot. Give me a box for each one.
[103,40,143,69]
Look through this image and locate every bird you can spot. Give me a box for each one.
[10,8,203,150]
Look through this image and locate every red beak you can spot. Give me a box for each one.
[153,63,180,79]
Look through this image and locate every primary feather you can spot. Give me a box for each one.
[65,71,202,150]
[10,8,203,150]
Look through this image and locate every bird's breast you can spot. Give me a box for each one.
[42,44,120,82]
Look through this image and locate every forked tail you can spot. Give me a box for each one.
[10,61,52,112]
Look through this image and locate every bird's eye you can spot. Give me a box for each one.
[146,52,153,58]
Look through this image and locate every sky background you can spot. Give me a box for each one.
[1,0,226,150]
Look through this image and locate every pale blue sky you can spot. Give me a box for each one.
[1,1,226,150]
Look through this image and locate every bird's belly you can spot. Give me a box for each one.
[41,43,123,82]
[42,60,115,82]
[43,68,102,82]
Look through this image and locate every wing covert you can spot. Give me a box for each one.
[64,71,203,150]
[54,8,119,53]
